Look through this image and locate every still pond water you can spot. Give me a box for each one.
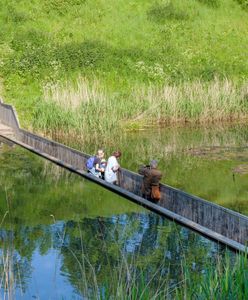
[0,124,247,299]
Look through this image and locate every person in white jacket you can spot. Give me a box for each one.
[105,151,122,185]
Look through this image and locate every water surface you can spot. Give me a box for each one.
[58,123,248,215]
[0,142,229,299]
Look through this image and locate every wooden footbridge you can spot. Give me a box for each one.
[0,123,14,137]
[0,99,247,252]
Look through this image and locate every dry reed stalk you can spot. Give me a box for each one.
[1,248,15,300]
[43,77,109,110]
[131,78,248,123]
[40,77,248,145]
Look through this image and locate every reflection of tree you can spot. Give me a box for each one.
[0,143,230,298]
[0,229,32,298]
[0,209,227,299]
[57,213,221,298]
[0,144,138,297]
[0,222,66,297]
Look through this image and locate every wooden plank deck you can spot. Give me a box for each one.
[0,123,14,137]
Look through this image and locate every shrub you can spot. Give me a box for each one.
[54,40,106,70]
[5,45,53,78]
[147,2,189,23]
[235,0,248,10]
[5,4,31,23]
[197,0,220,8]
[43,0,86,15]
[11,29,48,51]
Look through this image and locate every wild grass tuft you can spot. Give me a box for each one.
[147,2,189,23]
[33,77,248,143]
[182,252,248,300]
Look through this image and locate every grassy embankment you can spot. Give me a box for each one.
[0,0,248,142]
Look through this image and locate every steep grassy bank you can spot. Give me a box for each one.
[0,0,248,133]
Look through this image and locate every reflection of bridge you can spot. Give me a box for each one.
[0,99,247,253]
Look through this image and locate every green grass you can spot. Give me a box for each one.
[176,252,248,299]
[0,0,248,131]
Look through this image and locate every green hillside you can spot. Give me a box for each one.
[0,0,247,136]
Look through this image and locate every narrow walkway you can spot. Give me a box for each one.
[0,123,14,137]
[0,100,247,252]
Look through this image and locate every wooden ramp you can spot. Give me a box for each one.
[0,98,247,252]
[0,123,14,138]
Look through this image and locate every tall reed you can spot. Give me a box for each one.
[33,77,248,144]
[131,79,248,123]
[0,210,16,300]
[175,252,248,299]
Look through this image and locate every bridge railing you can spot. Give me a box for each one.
[119,168,248,246]
[0,99,20,134]
[0,99,247,250]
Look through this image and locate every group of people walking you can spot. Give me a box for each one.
[86,149,162,202]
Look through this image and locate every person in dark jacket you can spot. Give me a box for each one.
[138,160,162,201]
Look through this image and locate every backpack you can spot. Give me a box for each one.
[151,186,161,202]
[86,156,95,170]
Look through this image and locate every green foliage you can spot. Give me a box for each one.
[235,0,248,10]
[4,3,31,23]
[4,39,148,82]
[43,0,86,15]
[0,0,247,130]
[55,40,107,70]
[183,253,248,299]
[147,2,189,22]
[33,99,80,132]
[11,29,48,52]
[197,0,220,8]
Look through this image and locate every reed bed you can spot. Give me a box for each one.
[175,253,248,300]
[132,79,248,123]
[51,216,248,299]
[33,77,248,144]
[1,248,244,299]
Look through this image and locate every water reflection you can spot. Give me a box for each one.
[120,125,248,215]
[1,215,225,299]
[0,144,229,299]
[54,123,248,215]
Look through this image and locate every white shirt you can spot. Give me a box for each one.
[105,156,119,183]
